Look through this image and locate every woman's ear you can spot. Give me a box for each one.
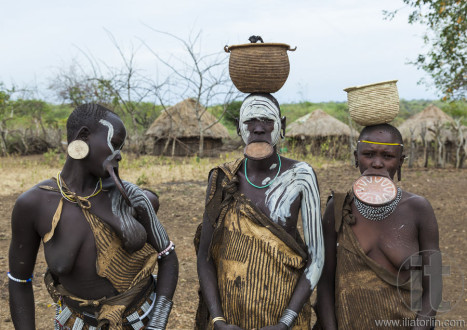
[235,118,241,136]
[400,153,406,167]
[75,126,91,141]
[281,116,286,138]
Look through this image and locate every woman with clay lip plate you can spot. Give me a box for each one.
[315,124,441,330]
[196,93,324,330]
[8,103,178,330]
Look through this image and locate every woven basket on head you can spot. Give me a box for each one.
[344,80,400,126]
[224,43,296,93]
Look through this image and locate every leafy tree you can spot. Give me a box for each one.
[385,0,466,100]
[0,84,12,155]
[49,60,116,106]
[224,100,243,126]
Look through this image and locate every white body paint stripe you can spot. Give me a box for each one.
[99,118,126,161]
[265,162,324,289]
[262,177,271,185]
[110,181,170,252]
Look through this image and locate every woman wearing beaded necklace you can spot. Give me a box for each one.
[315,123,441,330]
[8,104,178,329]
[196,93,324,330]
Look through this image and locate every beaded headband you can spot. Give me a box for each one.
[358,140,403,147]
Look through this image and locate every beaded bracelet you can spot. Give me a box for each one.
[158,241,175,259]
[7,272,33,283]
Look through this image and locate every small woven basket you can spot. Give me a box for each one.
[225,42,296,93]
[344,80,400,126]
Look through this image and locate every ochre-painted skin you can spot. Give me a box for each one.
[8,112,178,329]
[316,128,441,330]
[198,105,323,330]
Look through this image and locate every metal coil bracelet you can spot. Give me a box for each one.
[279,308,298,329]
[146,295,173,330]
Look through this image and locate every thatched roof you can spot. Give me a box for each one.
[398,104,455,142]
[145,98,230,139]
[287,109,353,139]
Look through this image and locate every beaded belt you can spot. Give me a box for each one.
[55,276,157,330]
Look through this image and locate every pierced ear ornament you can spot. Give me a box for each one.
[67,140,89,160]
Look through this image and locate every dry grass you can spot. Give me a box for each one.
[0,150,343,197]
[0,152,236,197]
[1,152,466,329]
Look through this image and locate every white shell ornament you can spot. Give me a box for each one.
[67,140,89,160]
[353,175,397,206]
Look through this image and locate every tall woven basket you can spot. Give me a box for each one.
[225,42,296,93]
[344,80,400,126]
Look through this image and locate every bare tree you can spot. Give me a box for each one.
[408,126,416,168]
[451,118,466,168]
[92,30,164,155]
[142,28,241,157]
[347,113,357,166]
[49,59,115,107]
[49,34,165,155]
[428,121,444,167]
[419,123,429,168]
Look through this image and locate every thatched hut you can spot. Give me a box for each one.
[397,104,459,167]
[286,109,355,158]
[398,104,455,143]
[145,98,230,156]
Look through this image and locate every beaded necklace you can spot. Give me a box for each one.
[244,153,282,189]
[354,187,402,221]
[56,171,102,206]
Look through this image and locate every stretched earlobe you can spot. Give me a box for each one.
[397,167,402,181]
[67,140,89,160]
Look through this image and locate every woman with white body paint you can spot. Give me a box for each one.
[196,93,324,330]
[9,104,178,329]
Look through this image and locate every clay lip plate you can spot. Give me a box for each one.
[353,175,397,206]
[244,142,274,160]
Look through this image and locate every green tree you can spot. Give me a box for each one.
[385,0,466,100]
[224,100,243,126]
[0,84,16,156]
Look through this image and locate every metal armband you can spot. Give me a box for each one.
[279,308,298,329]
[146,295,173,330]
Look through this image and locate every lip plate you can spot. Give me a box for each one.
[353,175,397,206]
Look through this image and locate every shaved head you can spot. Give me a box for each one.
[358,124,402,143]
[356,124,404,157]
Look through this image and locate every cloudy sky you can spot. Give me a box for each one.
[1,0,438,103]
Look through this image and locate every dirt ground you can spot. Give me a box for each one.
[0,158,466,329]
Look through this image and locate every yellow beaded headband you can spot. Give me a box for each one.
[358,140,404,147]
